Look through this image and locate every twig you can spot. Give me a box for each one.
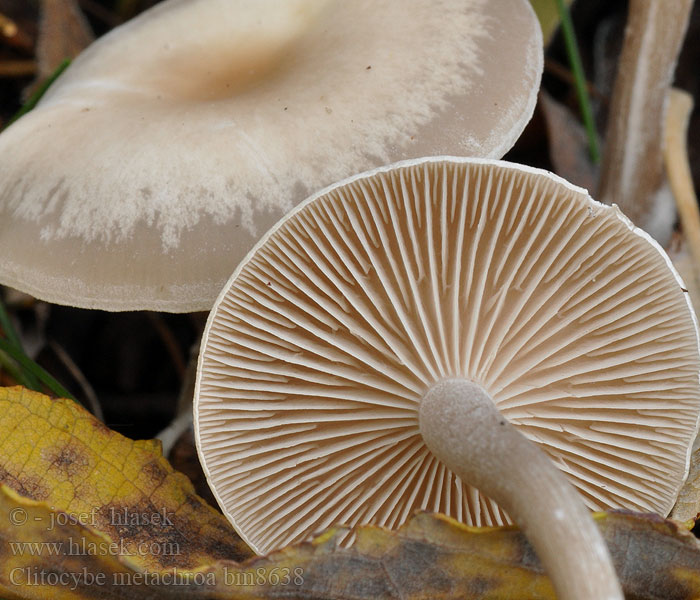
[158,341,199,456]
[664,89,700,272]
[544,57,607,104]
[156,411,193,457]
[48,340,103,421]
[0,60,37,77]
[146,312,187,381]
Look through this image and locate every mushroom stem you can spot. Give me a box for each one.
[419,378,623,600]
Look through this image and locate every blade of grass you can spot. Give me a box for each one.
[0,297,41,389]
[0,337,74,400]
[554,0,600,163]
[0,297,23,351]
[0,350,36,389]
[6,58,71,127]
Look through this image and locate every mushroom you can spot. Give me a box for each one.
[0,0,542,312]
[195,157,700,600]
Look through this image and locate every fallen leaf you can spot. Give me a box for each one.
[1,386,700,599]
[2,487,700,599]
[0,385,252,575]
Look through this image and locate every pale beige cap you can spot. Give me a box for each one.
[0,0,542,311]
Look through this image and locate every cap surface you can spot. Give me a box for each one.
[0,0,542,311]
[195,157,700,555]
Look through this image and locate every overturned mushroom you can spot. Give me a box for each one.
[0,0,542,312]
[195,157,700,600]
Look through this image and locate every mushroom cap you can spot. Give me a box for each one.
[195,157,700,555]
[0,0,542,312]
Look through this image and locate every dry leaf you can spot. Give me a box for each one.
[1,487,700,599]
[0,385,252,574]
[1,386,700,600]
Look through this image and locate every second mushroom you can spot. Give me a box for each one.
[195,158,700,600]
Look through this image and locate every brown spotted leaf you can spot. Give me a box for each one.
[0,385,252,574]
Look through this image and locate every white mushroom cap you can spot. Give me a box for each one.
[0,0,542,312]
[195,157,700,557]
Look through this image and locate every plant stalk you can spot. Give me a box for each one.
[554,0,599,163]
[664,89,700,269]
[598,0,693,241]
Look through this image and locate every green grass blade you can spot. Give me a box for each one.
[0,297,23,352]
[555,0,600,163]
[0,337,74,400]
[0,350,36,389]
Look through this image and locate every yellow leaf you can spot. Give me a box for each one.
[0,385,252,575]
[1,386,700,599]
